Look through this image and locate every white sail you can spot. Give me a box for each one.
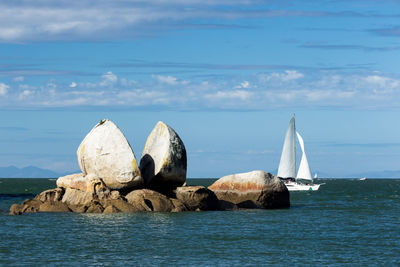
[296,131,312,180]
[277,115,296,178]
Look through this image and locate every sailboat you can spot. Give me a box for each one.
[277,115,322,191]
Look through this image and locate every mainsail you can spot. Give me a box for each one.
[277,115,296,178]
[296,131,312,180]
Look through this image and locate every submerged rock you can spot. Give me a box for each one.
[77,119,143,190]
[208,170,290,209]
[140,121,187,194]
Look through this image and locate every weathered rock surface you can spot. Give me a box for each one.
[208,170,290,209]
[125,189,177,212]
[140,121,187,194]
[56,173,88,191]
[9,188,71,215]
[174,186,219,211]
[61,188,94,212]
[77,119,143,190]
[9,172,289,214]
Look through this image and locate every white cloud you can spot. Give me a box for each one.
[100,71,118,86]
[13,76,24,82]
[364,75,400,90]
[19,90,33,99]
[0,83,9,96]
[152,75,189,85]
[153,75,178,85]
[235,80,250,89]
[205,90,252,100]
[260,70,304,82]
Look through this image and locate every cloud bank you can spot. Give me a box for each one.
[1,69,400,110]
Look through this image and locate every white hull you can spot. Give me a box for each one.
[285,182,321,191]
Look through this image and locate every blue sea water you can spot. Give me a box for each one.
[0,178,399,266]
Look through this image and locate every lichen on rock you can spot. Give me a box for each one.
[140,121,187,195]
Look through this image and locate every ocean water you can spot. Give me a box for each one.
[0,178,399,266]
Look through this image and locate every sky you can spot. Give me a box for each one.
[1,0,400,178]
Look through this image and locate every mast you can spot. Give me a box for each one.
[296,131,312,180]
[277,115,296,178]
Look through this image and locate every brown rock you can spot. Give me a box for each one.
[9,204,22,215]
[36,188,65,203]
[174,186,219,211]
[39,202,71,212]
[21,199,41,213]
[86,202,104,213]
[208,170,290,209]
[125,189,175,212]
[170,198,188,212]
[103,205,120,214]
[101,198,139,212]
[61,188,94,212]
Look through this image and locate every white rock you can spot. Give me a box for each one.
[140,121,186,192]
[77,119,143,190]
[56,173,87,192]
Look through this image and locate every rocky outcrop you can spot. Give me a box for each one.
[208,170,290,209]
[77,119,143,190]
[174,186,219,211]
[140,121,187,195]
[9,119,291,215]
[9,172,289,214]
[9,188,71,215]
[9,181,191,214]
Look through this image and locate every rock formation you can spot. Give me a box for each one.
[77,119,143,190]
[140,121,187,195]
[8,119,291,215]
[208,170,290,209]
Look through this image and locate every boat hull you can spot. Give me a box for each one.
[285,182,321,191]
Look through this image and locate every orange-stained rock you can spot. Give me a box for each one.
[208,170,289,209]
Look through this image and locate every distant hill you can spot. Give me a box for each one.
[0,166,61,178]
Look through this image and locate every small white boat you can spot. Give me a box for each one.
[277,115,323,191]
[285,181,321,191]
[359,177,367,181]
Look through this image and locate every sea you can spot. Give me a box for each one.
[0,178,399,266]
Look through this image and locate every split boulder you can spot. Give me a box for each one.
[140,121,187,194]
[77,119,143,190]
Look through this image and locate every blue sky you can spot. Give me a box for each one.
[1,0,400,177]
